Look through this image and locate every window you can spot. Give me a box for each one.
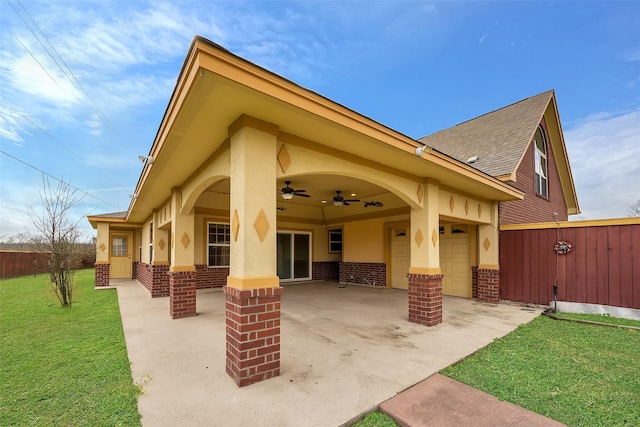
[149,222,153,263]
[208,223,230,267]
[112,237,127,257]
[328,229,342,253]
[534,126,548,198]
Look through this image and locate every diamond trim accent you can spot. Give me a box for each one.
[465,200,469,215]
[158,239,165,250]
[277,145,291,173]
[181,233,190,249]
[417,184,424,204]
[232,209,240,242]
[431,228,438,247]
[254,209,269,242]
[478,204,483,218]
[449,196,455,212]
[99,243,106,252]
[415,228,424,247]
[483,238,491,251]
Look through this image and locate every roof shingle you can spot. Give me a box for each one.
[419,90,554,178]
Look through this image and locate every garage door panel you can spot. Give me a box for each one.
[440,229,471,298]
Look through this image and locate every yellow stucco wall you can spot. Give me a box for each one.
[343,218,386,263]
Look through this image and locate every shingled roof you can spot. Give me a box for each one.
[419,90,554,178]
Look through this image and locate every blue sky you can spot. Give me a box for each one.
[1,1,639,239]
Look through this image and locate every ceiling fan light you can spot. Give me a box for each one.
[282,193,294,200]
[334,200,344,207]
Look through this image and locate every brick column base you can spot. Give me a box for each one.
[408,273,443,327]
[224,286,283,387]
[169,271,197,319]
[477,268,500,303]
[95,263,110,287]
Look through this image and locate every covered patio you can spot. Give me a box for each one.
[111,279,541,426]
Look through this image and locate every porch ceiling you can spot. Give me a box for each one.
[127,37,522,224]
[198,175,410,224]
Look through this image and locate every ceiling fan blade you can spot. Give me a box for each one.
[292,189,307,193]
[345,199,360,203]
[343,201,350,206]
[295,193,311,198]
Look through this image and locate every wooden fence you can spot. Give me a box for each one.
[499,219,640,310]
[0,251,52,279]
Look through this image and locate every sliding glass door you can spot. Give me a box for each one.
[277,231,311,281]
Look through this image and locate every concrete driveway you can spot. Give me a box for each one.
[112,280,541,426]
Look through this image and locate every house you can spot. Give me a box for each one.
[87,36,577,387]
[420,90,579,226]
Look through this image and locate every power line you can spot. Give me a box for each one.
[2,101,124,188]
[1,149,121,209]
[6,0,114,134]
[15,0,115,134]
[10,31,64,91]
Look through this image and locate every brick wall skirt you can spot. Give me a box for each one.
[95,263,110,287]
[224,286,283,387]
[169,271,197,319]
[471,266,478,299]
[131,261,138,280]
[137,263,170,297]
[477,268,500,304]
[312,261,340,281]
[339,262,386,286]
[408,273,443,327]
[195,265,228,289]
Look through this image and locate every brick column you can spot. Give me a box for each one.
[471,266,479,299]
[95,263,110,287]
[408,273,443,327]
[477,268,500,303]
[169,271,197,318]
[225,286,283,387]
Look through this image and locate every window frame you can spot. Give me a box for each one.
[207,222,231,267]
[534,125,549,198]
[328,229,343,253]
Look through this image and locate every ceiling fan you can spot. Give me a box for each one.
[331,190,360,207]
[280,181,310,200]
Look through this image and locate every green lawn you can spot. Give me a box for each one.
[442,314,640,427]
[353,411,398,427]
[0,269,141,426]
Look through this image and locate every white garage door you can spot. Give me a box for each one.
[439,225,471,298]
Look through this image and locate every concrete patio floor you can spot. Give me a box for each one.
[112,280,542,427]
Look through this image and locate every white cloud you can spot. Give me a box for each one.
[564,109,640,219]
[621,46,640,62]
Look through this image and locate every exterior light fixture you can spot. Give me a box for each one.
[139,155,154,164]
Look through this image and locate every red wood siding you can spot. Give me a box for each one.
[499,119,570,225]
[500,223,640,309]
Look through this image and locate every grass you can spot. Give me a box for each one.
[353,411,398,427]
[442,315,640,427]
[0,269,141,426]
